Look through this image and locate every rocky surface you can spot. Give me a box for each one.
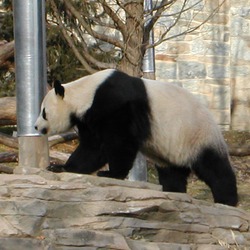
[0,172,250,250]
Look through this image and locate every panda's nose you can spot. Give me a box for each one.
[34,126,38,130]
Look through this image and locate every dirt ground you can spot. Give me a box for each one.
[0,130,250,211]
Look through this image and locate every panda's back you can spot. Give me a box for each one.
[142,79,227,166]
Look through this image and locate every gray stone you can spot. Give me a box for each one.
[207,42,230,56]
[178,61,206,79]
[207,65,230,79]
[231,38,250,61]
[155,61,177,79]
[0,238,45,250]
[191,39,207,55]
[43,228,130,249]
[0,173,249,249]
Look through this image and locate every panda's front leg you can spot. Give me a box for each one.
[97,136,139,180]
[47,143,107,174]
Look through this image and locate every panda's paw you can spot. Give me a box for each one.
[97,170,126,180]
[47,165,65,173]
[97,170,111,177]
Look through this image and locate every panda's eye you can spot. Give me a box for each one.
[42,108,47,120]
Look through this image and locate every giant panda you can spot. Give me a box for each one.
[35,69,238,206]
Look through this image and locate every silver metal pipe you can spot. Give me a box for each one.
[143,0,155,73]
[13,0,49,172]
[13,0,47,136]
[129,0,155,182]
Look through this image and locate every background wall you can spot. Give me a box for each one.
[155,0,250,131]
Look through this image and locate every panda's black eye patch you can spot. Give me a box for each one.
[42,108,47,120]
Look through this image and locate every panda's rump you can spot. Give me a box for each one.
[142,80,226,167]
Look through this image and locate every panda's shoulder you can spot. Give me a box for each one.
[95,70,144,92]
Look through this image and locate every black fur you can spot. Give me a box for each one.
[192,148,238,206]
[54,80,65,98]
[156,166,191,193]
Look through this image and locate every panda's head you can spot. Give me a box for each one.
[35,80,74,135]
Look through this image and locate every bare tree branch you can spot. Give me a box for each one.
[62,0,124,49]
[47,0,227,76]
[73,25,117,69]
[100,0,127,36]
[152,0,226,47]
[50,0,97,74]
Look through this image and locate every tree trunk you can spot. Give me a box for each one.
[118,1,144,77]
[48,132,78,147]
[0,132,18,148]
[0,97,16,125]
[0,164,14,174]
[0,40,14,66]
[0,152,18,163]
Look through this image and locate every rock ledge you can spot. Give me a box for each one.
[0,172,249,249]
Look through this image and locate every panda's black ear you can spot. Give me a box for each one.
[54,80,65,99]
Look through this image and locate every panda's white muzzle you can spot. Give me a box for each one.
[34,116,49,135]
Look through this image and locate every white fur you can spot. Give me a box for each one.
[142,79,227,167]
[35,69,115,135]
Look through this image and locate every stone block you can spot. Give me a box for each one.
[199,83,212,95]
[207,42,230,56]
[155,60,177,80]
[231,16,250,37]
[204,79,230,86]
[210,109,231,126]
[231,38,250,61]
[210,85,231,110]
[231,102,250,130]
[165,42,191,55]
[201,25,230,42]
[185,0,204,11]
[127,240,193,250]
[194,12,229,25]
[191,39,207,55]
[0,200,47,216]
[182,80,200,93]
[0,238,45,250]
[178,61,206,79]
[231,77,250,91]
[207,64,230,79]
[43,228,130,249]
[194,93,210,107]
[0,216,19,236]
[231,6,250,19]
[231,0,250,7]
[231,65,250,77]
[202,0,230,13]
[200,54,230,65]
[212,228,247,245]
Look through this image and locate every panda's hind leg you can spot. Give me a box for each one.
[192,148,238,206]
[156,165,191,193]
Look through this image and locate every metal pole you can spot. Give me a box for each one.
[143,0,155,79]
[128,0,155,182]
[13,0,49,174]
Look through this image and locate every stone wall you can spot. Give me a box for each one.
[154,0,250,131]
